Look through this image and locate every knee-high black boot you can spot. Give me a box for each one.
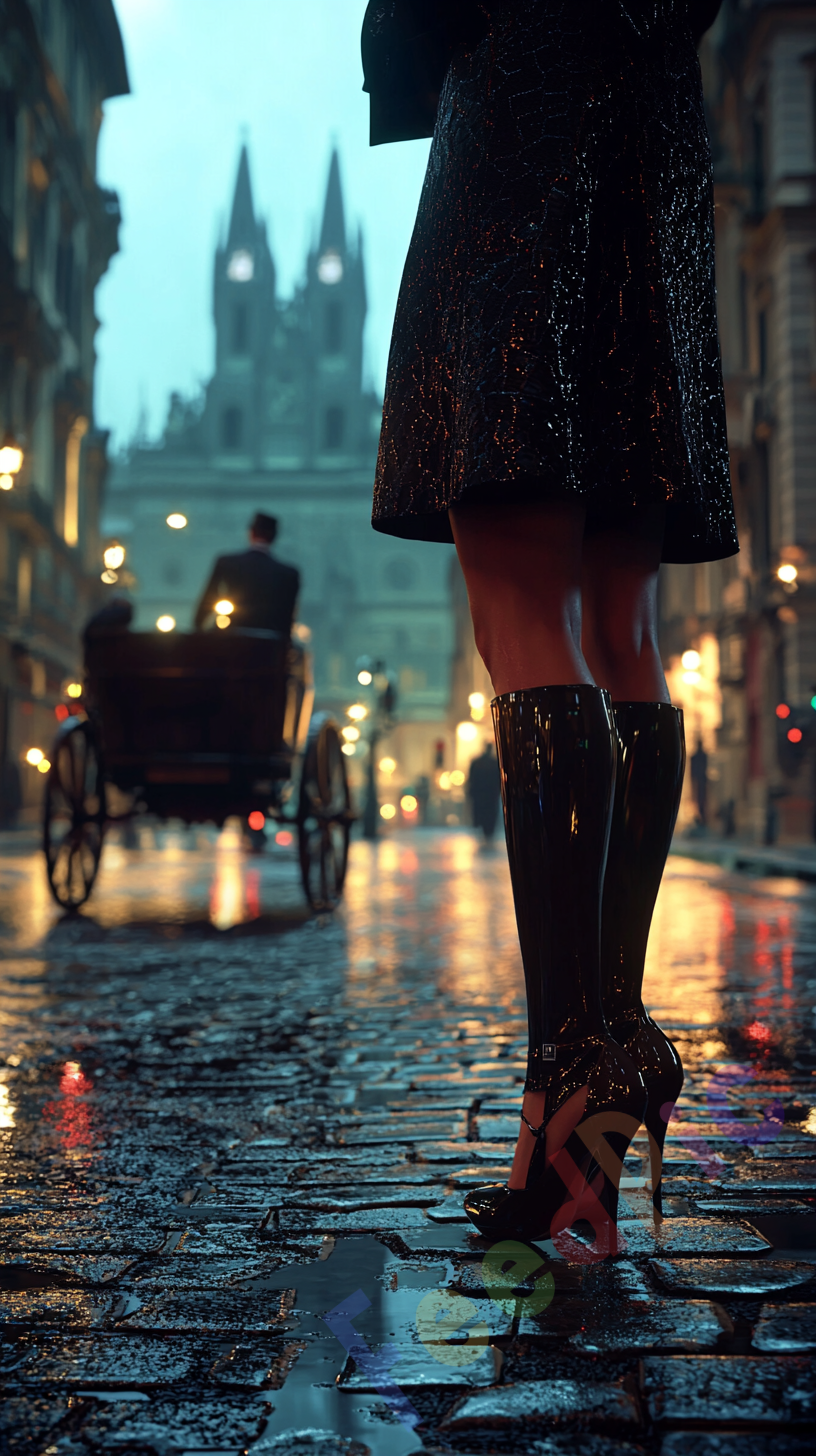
[464,686,647,1244]
[603,703,685,1214]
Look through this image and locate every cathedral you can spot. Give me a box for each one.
[105,147,456,793]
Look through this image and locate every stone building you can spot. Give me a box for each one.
[105,147,455,802]
[660,0,816,840]
[0,0,127,820]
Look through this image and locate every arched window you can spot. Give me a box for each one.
[222,406,243,449]
[325,301,343,354]
[232,304,248,355]
[324,406,344,449]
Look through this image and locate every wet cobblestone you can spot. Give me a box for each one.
[0,827,815,1452]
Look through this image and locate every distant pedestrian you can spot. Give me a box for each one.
[468,742,500,839]
[691,738,709,827]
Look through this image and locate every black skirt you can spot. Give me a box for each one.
[371,0,738,564]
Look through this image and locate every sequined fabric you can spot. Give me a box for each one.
[371,0,738,564]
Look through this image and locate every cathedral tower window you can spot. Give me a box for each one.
[222,406,243,449]
[232,304,249,355]
[325,301,343,354]
[324,406,344,449]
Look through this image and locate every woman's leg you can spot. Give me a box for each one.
[582,524,684,1211]
[450,500,592,694]
[451,501,606,1192]
[580,527,669,703]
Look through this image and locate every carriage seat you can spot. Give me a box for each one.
[83,629,308,768]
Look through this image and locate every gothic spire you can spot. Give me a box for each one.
[319,148,346,255]
[227,145,256,250]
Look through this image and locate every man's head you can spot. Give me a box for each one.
[249,512,278,545]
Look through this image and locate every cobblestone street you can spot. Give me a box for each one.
[1,824,815,1455]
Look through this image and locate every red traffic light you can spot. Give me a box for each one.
[776,703,791,719]
[787,727,803,744]
[247,811,265,831]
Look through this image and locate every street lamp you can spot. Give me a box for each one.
[349,660,398,839]
[0,431,24,491]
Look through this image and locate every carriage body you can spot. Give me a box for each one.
[43,629,351,912]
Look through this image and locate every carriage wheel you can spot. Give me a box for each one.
[298,718,351,912]
[43,719,106,911]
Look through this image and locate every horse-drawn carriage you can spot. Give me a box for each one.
[42,628,353,914]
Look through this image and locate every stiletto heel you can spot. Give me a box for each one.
[603,703,686,1215]
[463,686,646,1250]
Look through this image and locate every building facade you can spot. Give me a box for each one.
[661,0,816,840]
[0,0,127,820]
[106,148,456,802]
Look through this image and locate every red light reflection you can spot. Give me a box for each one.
[43,1060,96,1151]
[745,1020,772,1043]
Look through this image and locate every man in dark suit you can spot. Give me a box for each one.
[193,512,300,635]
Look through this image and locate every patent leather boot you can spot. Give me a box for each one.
[463,686,647,1248]
[603,703,686,1214]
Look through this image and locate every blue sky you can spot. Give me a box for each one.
[96,0,432,450]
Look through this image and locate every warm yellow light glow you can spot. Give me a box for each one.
[438,771,452,791]
[0,444,23,475]
[456,721,478,742]
[103,544,126,571]
[166,513,188,529]
[347,703,367,722]
[0,474,13,490]
[25,748,44,766]
[341,742,356,756]
[380,803,397,820]
[379,756,397,774]
[357,669,373,685]
[400,794,418,813]
[214,599,234,616]
[682,670,702,686]
[468,692,486,711]
[63,416,88,547]
[100,569,118,584]
[778,563,798,584]
[450,769,466,787]
[0,1085,16,1130]
[36,758,50,775]
[66,682,82,698]
[156,615,176,632]
[342,725,360,742]
[681,649,701,671]
[216,614,231,629]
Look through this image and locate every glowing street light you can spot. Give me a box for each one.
[347,703,367,722]
[342,725,360,742]
[166,513,188,529]
[103,543,126,571]
[681,649,701,671]
[468,691,487,721]
[778,563,798,584]
[456,721,478,743]
[450,769,466,786]
[0,431,23,490]
[156,615,176,632]
[25,747,44,766]
[214,599,234,616]
[380,803,396,820]
[341,743,356,757]
[357,669,373,685]
[400,794,418,814]
[378,756,396,774]
[65,682,82,698]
